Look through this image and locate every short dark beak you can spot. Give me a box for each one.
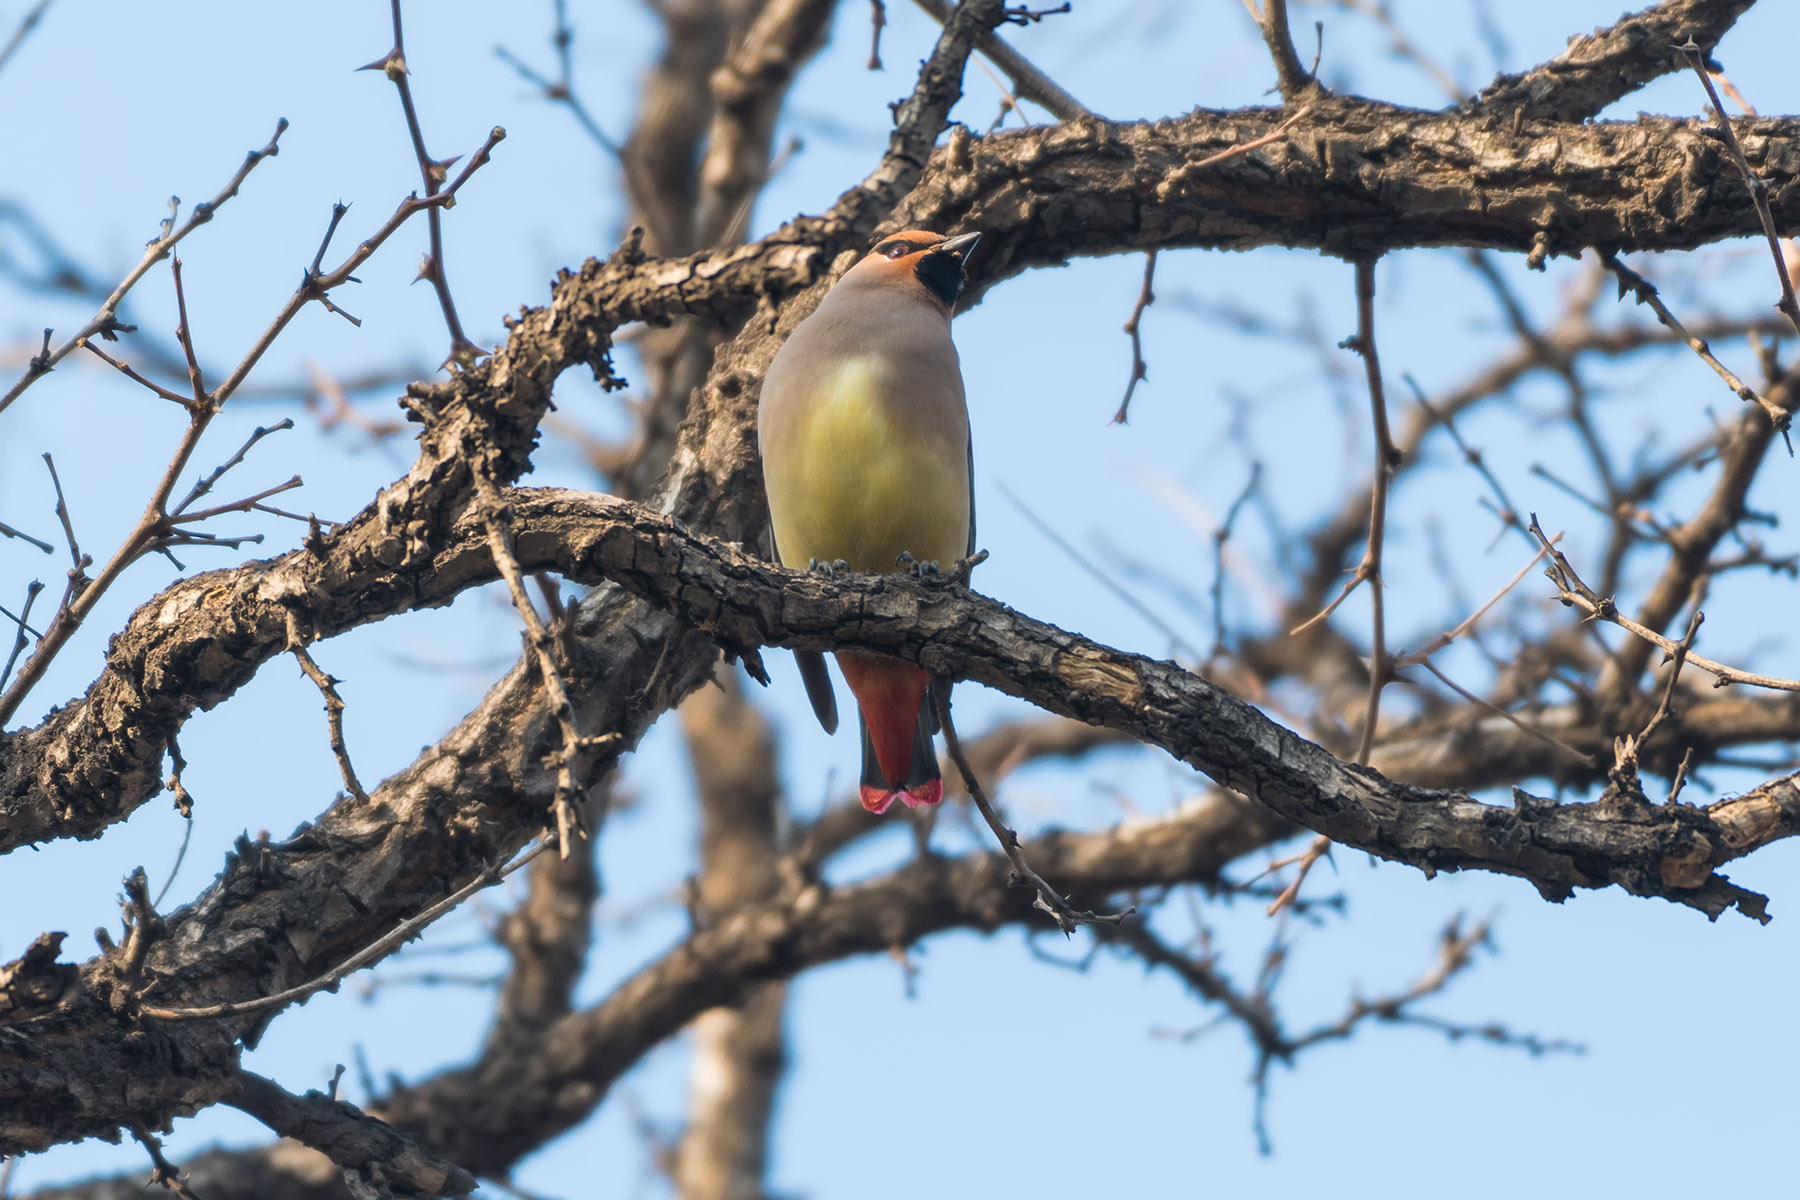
[936,230,981,260]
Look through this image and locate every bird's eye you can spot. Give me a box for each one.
[886,244,909,259]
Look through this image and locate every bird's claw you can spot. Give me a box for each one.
[896,551,942,579]
[807,557,851,578]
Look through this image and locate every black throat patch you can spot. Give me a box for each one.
[913,249,967,307]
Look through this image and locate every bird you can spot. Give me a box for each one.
[758,229,980,815]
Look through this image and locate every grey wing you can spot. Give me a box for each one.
[927,426,977,737]
[965,426,977,558]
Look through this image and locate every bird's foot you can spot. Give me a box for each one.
[808,557,852,579]
[896,551,943,579]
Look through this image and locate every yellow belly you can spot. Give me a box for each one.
[767,357,968,574]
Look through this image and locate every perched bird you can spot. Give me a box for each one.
[758,229,980,814]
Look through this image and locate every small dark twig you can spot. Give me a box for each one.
[934,686,1132,934]
[168,257,206,405]
[291,634,371,804]
[1599,248,1790,440]
[1113,250,1157,423]
[81,341,194,407]
[1677,41,1800,341]
[172,419,295,515]
[494,0,621,156]
[0,581,45,693]
[1530,515,1800,693]
[868,0,887,69]
[1210,464,1262,663]
[0,118,289,418]
[308,201,352,277]
[364,0,487,367]
[131,1127,205,1200]
[150,811,195,910]
[1001,3,1069,24]
[140,837,556,1021]
[41,452,91,615]
[0,0,52,78]
[0,519,52,555]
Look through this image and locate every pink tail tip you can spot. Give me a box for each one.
[900,779,943,809]
[860,780,942,814]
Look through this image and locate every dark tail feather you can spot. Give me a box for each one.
[920,676,951,736]
[856,700,943,814]
[795,649,838,734]
[903,692,943,804]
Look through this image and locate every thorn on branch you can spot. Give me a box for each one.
[131,1126,205,1200]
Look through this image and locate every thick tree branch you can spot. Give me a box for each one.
[1469,0,1756,123]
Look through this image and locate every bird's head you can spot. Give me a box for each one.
[845,229,981,310]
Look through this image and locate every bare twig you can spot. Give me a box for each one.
[1599,248,1790,436]
[140,837,556,1021]
[363,0,488,367]
[0,519,52,554]
[934,687,1132,935]
[473,471,618,856]
[494,0,621,157]
[1248,0,1315,100]
[131,1126,205,1200]
[1113,250,1157,423]
[291,638,371,804]
[868,0,887,69]
[1154,104,1312,202]
[1678,40,1800,339]
[0,118,289,418]
[0,128,502,725]
[0,0,52,79]
[1530,516,1800,694]
[914,0,1089,119]
[0,580,44,693]
[1295,261,1398,765]
[1210,464,1263,663]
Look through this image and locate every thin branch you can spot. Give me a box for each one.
[291,639,371,804]
[0,129,502,725]
[935,686,1133,935]
[1530,516,1800,694]
[0,520,52,554]
[139,837,556,1021]
[0,581,44,693]
[0,0,52,78]
[130,1127,206,1200]
[472,471,617,856]
[363,0,486,367]
[1251,0,1315,101]
[914,0,1090,119]
[1113,249,1157,423]
[493,0,621,157]
[1599,248,1790,437]
[1678,40,1800,339]
[0,118,289,418]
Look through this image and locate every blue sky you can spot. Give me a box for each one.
[2,1,1797,1196]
